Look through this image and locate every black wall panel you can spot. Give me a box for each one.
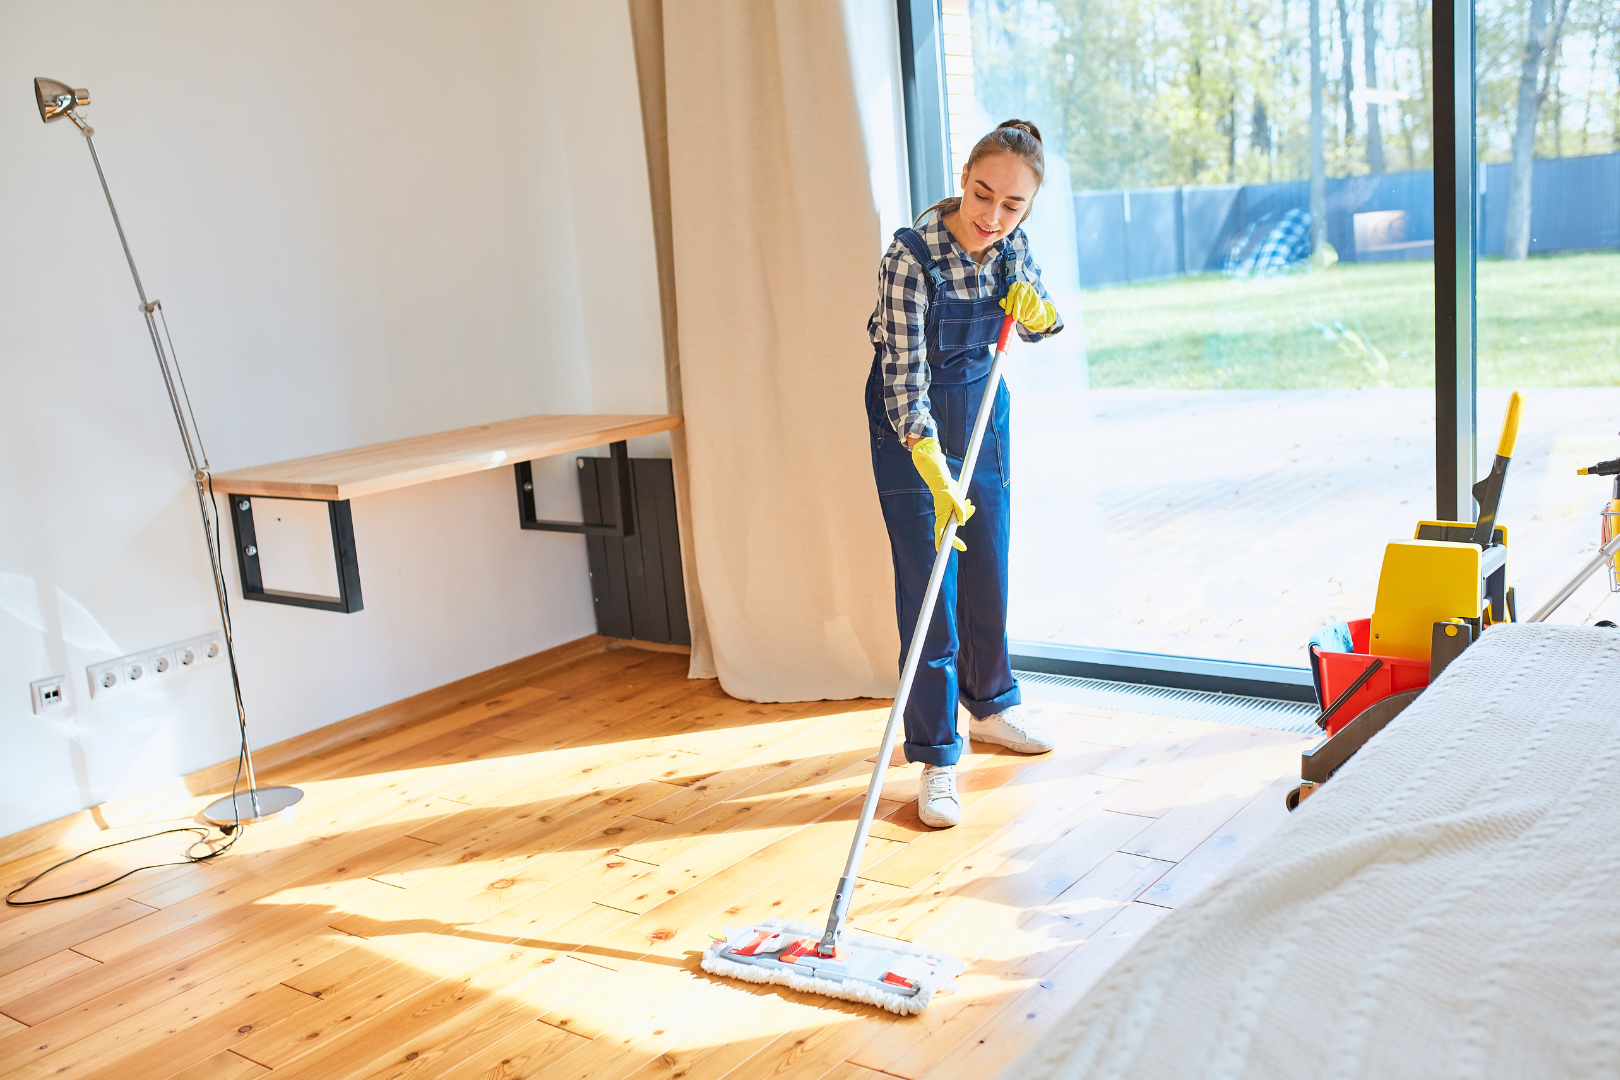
[577,457,690,646]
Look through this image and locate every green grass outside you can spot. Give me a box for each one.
[1082,250,1620,389]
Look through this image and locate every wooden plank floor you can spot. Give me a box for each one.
[0,646,1313,1080]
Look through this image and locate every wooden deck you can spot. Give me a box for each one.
[0,646,1312,1080]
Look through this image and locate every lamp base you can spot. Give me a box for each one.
[203,785,304,826]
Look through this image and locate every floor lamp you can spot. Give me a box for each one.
[34,78,302,828]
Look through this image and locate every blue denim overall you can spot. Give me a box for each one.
[865,227,1022,767]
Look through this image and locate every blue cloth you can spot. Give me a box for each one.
[1307,617,1355,709]
[864,225,1024,767]
[1310,618,1355,654]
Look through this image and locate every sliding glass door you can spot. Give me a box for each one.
[1473,0,1620,624]
[951,0,1438,669]
[897,0,1616,682]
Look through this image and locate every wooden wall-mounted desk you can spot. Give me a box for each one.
[210,414,682,613]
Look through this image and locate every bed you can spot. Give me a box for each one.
[1008,622,1620,1080]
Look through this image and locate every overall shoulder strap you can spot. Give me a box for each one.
[894,227,947,294]
[1000,229,1023,282]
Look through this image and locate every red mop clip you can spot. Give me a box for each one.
[777,939,823,964]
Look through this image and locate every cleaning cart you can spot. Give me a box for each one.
[1287,393,1523,809]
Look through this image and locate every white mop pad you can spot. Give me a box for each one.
[701,917,962,1016]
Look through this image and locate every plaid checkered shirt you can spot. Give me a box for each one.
[868,211,1063,442]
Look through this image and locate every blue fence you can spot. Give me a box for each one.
[1074,152,1620,288]
[1479,154,1620,256]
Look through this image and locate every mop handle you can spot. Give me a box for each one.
[818,312,1017,956]
[1526,528,1620,623]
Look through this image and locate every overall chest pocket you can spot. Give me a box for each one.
[932,294,1009,353]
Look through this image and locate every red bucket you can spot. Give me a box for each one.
[1312,619,1429,736]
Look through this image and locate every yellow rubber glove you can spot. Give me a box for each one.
[1000,280,1058,333]
[910,437,975,551]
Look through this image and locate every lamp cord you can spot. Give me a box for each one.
[4,823,240,906]
[10,114,263,906]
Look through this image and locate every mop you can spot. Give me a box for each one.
[702,312,1020,1015]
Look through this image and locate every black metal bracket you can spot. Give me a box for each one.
[228,495,364,613]
[516,440,637,538]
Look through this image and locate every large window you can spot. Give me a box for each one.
[949,0,1438,670]
[1474,0,1620,625]
[900,0,1620,681]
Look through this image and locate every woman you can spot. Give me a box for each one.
[866,120,1063,829]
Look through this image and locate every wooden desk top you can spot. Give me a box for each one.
[211,414,682,501]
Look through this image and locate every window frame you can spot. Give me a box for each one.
[1434,0,1478,521]
[895,0,952,219]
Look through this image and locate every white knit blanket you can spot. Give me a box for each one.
[1007,623,1620,1080]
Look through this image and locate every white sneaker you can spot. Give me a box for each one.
[969,705,1055,754]
[917,765,961,828]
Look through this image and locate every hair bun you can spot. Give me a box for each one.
[997,119,1043,144]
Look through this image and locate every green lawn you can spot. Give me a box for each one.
[1082,250,1620,389]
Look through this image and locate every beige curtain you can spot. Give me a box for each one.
[627,0,717,678]
[633,0,898,701]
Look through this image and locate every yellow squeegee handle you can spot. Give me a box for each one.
[1470,391,1523,548]
[1496,390,1522,459]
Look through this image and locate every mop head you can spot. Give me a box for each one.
[701,917,962,1016]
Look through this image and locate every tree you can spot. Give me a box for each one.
[1503,0,1575,258]
[1311,0,1328,252]
[1338,0,1358,146]
[967,0,1452,190]
[1364,0,1387,171]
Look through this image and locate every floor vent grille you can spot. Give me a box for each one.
[1015,669,1322,735]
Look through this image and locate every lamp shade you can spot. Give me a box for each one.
[35,77,89,123]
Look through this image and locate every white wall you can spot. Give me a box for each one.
[0,0,667,837]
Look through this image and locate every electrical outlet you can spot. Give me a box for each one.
[87,659,121,697]
[148,650,177,678]
[122,657,148,686]
[30,676,66,714]
[87,631,226,699]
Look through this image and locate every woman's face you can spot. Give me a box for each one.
[956,152,1039,247]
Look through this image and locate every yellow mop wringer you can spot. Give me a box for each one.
[702,314,1020,1014]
